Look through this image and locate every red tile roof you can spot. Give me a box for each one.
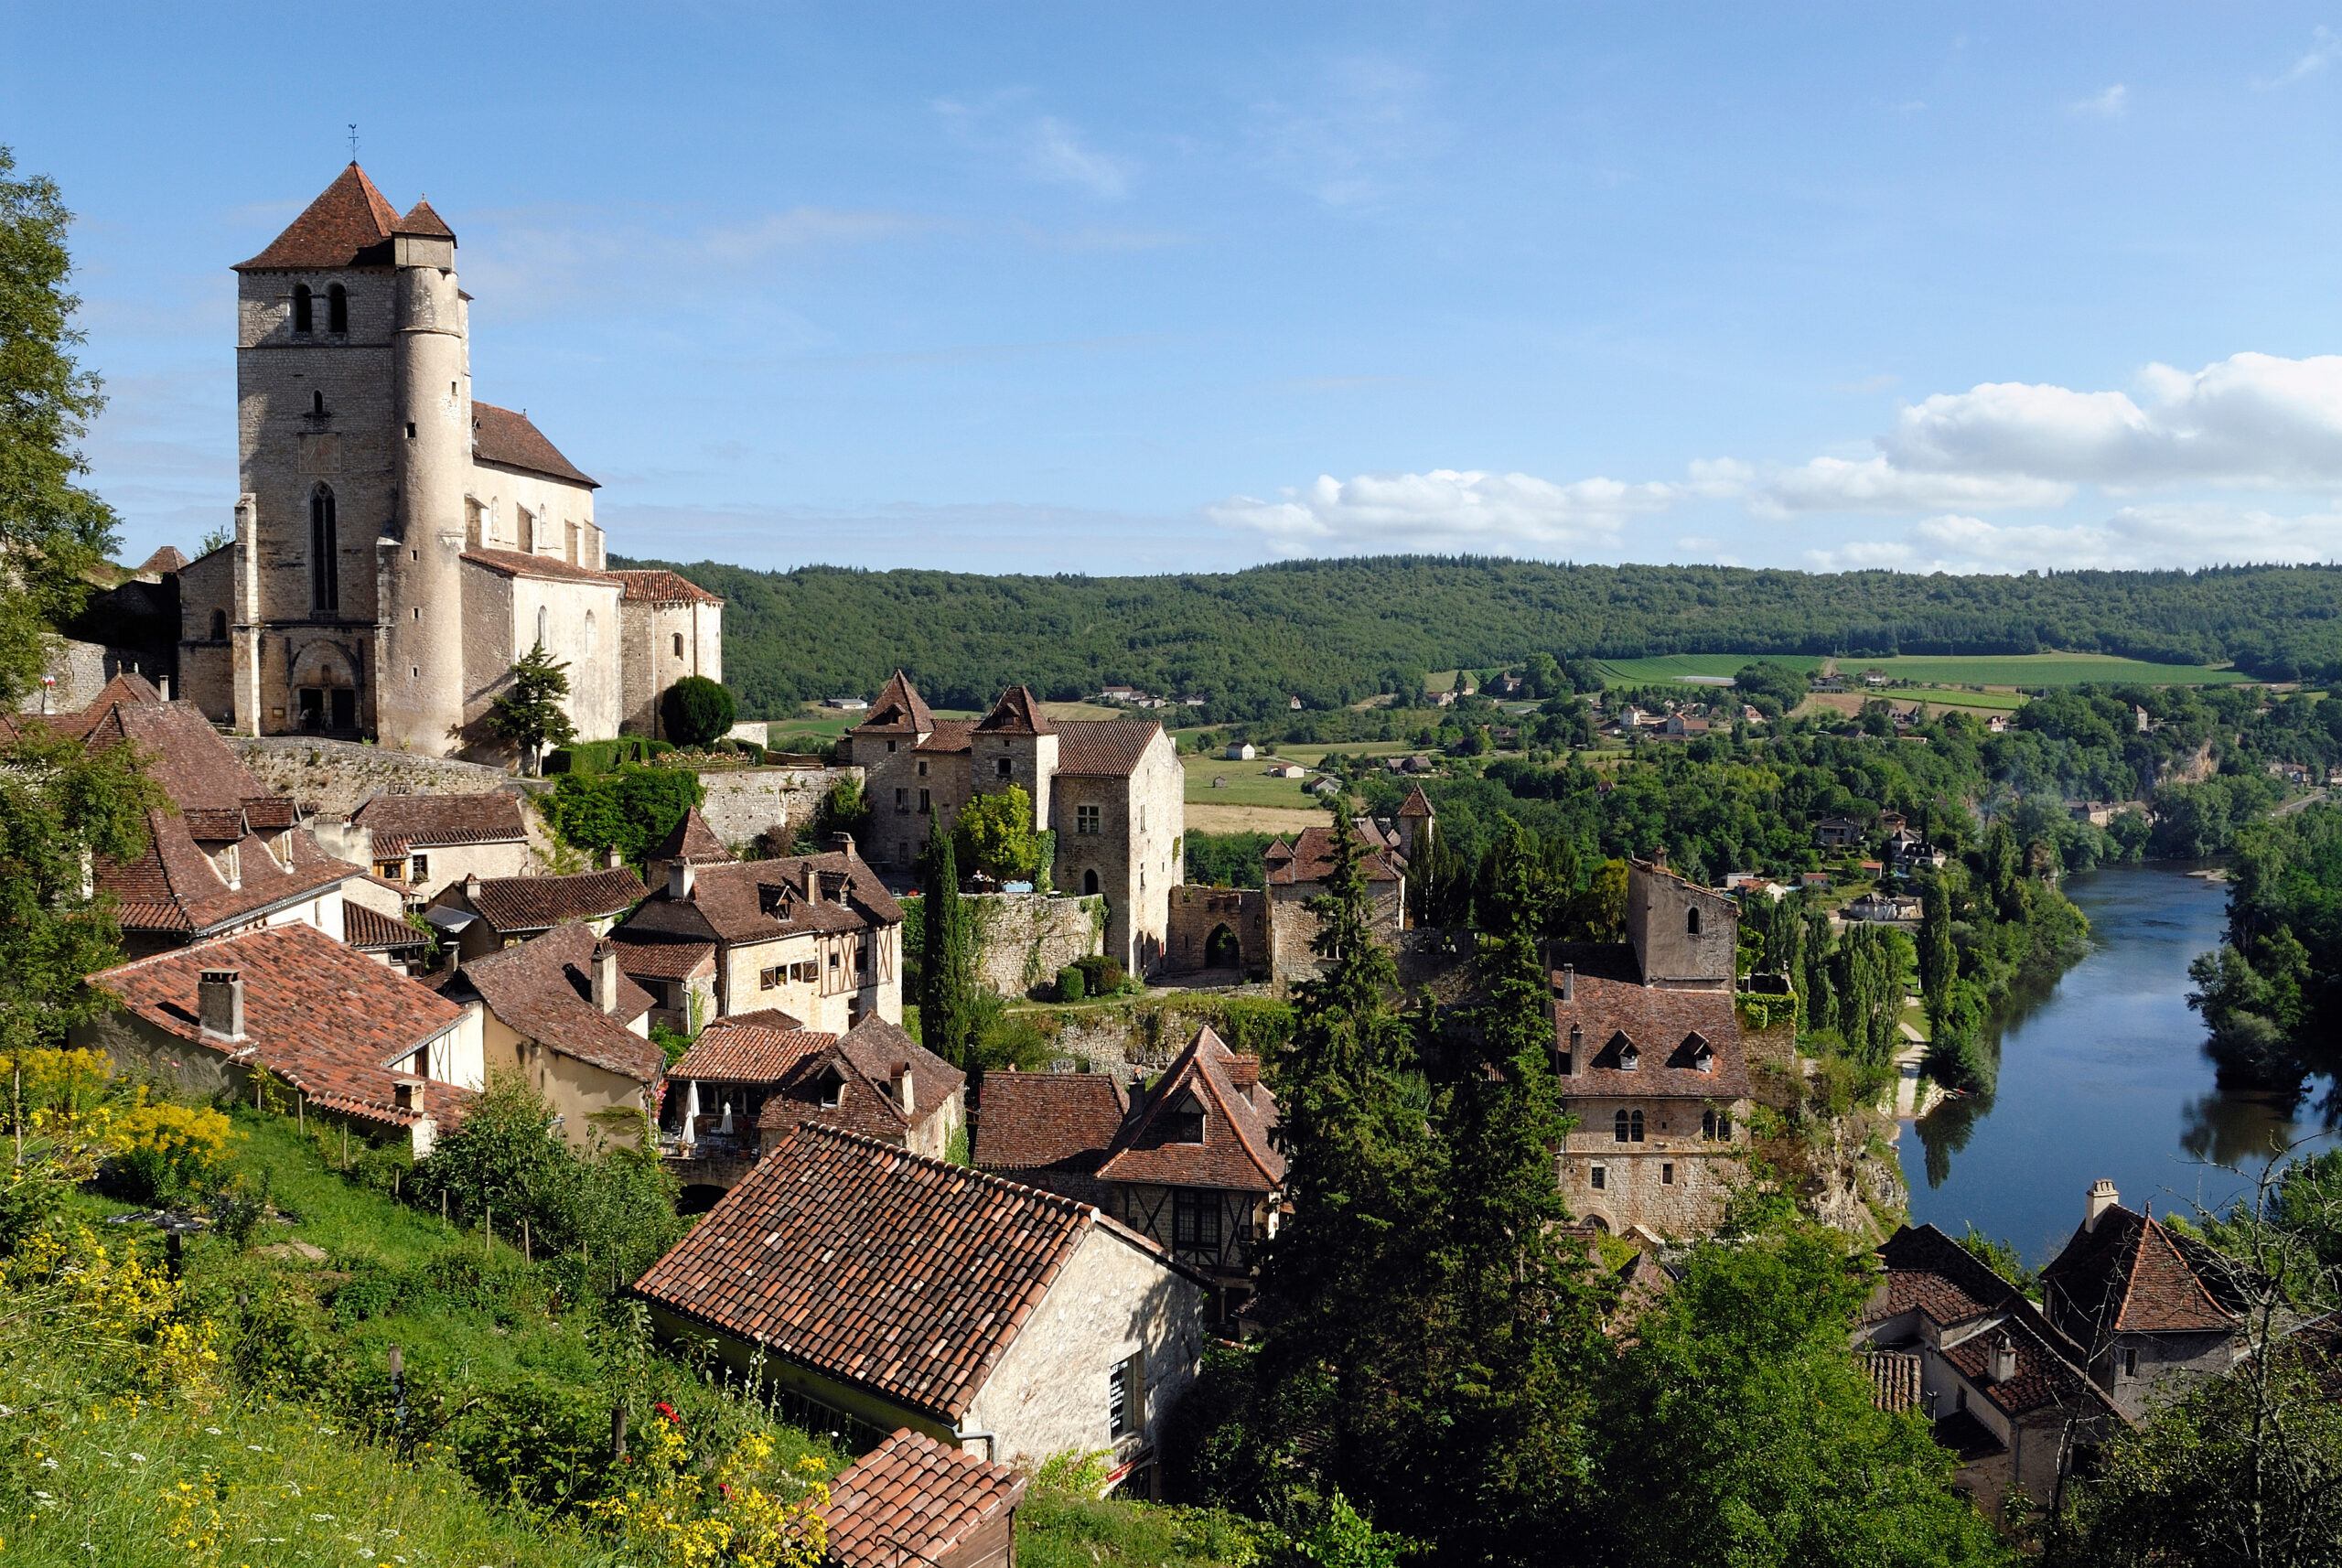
[854,671,937,736]
[90,922,472,1133]
[352,791,526,847]
[1264,823,1402,886]
[460,547,617,586]
[136,546,189,575]
[344,903,425,951]
[469,402,598,489]
[2042,1205,2238,1338]
[235,164,402,271]
[669,1015,838,1082]
[617,851,902,947]
[1867,1350,1925,1414]
[632,1123,1126,1421]
[101,811,360,939]
[914,720,977,756]
[607,568,722,606]
[1552,942,1751,1101]
[649,806,733,866]
[972,1071,1129,1174]
[974,687,1054,736]
[821,1428,1026,1568]
[1053,720,1166,779]
[455,866,646,935]
[607,933,717,982]
[1397,787,1434,820]
[392,197,455,240]
[1096,1027,1284,1194]
[453,922,663,1083]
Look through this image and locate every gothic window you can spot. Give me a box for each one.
[672,632,684,658]
[292,284,313,334]
[1614,1110,1631,1143]
[1687,906,1702,936]
[308,486,338,612]
[328,284,348,333]
[1631,1109,1645,1142]
[534,606,548,650]
[209,610,227,641]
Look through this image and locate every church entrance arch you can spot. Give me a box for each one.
[290,639,361,734]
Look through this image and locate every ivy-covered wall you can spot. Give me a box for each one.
[965,892,1106,998]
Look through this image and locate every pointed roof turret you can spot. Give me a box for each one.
[974,685,1056,736]
[235,164,403,271]
[854,671,936,736]
[1398,786,1435,820]
[392,196,456,242]
[650,806,733,867]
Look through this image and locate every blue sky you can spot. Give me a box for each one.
[15,4,2342,575]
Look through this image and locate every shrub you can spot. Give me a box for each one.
[546,736,675,776]
[661,675,737,747]
[1057,964,1087,1003]
[543,763,704,864]
[110,1101,239,1202]
[1073,954,1125,996]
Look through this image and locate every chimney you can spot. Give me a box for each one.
[1561,963,1575,1003]
[462,871,482,907]
[158,675,171,702]
[593,941,620,1014]
[198,969,245,1041]
[604,844,624,870]
[893,1064,915,1115]
[831,831,855,858]
[1990,1336,2019,1385]
[1651,845,1668,871]
[393,1078,425,1114]
[670,860,695,899]
[2086,1178,2120,1233]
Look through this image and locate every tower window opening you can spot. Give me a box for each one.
[328,284,348,333]
[308,485,338,613]
[1687,906,1702,937]
[311,390,326,415]
[672,632,684,658]
[291,285,313,333]
[209,610,227,641]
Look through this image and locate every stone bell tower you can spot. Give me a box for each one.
[378,199,467,756]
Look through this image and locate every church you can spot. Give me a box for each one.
[175,165,721,758]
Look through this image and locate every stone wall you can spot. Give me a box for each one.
[967,892,1105,997]
[1161,887,1271,979]
[233,736,530,819]
[21,638,113,714]
[693,764,862,850]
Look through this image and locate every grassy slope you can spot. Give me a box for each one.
[1182,753,1319,810]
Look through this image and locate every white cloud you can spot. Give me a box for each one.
[2071,83,2129,118]
[1021,115,1131,198]
[1805,503,2342,574]
[2256,26,2341,90]
[935,96,1133,199]
[1209,468,1684,555]
[1762,353,2342,512]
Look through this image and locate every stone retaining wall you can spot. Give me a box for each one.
[233,736,532,819]
[693,765,862,851]
[967,892,1105,997]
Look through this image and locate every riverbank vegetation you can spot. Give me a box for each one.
[2188,800,2342,1090]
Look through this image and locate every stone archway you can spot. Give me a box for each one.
[288,639,361,734]
[1205,922,1241,969]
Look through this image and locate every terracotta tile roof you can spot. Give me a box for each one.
[235,164,401,271]
[2042,1205,2238,1339]
[854,671,937,736]
[974,687,1054,736]
[136,546,189,575]
[352,791,526,847]
[1865,1225,2014,1328]
[81,698,266,809]
[90,923,472,1133]
[451,923,663,1084]
[100,811,360,939]
[669,1015,838,1082]
[49,671,165,739]
[631,1122,1115,1421]
[1053,720,1166,779]
[392,196,455,240]
[607,568,722,606]
[470,402,598,489]
[747,1021,965,1148]
[461,547,617,585]
[821,1428,1027,1568]
[1940,1301,2110,1421]
[1868,1350,1926,1414]
[833,1017,966,1127]
[972,1071,1129,1174]
[607,933,717,982]
[913,719,976,756]
[1552,944,1751,1101]
[343,903,425,951]
[1397,787,1434,820]
[456,866,645,935]
[618,852,902,948]
[1096,1027,1284,1194]
[649,806,733,865]
[1264,824,1402,886]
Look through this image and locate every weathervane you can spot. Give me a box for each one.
[348,124,360,162]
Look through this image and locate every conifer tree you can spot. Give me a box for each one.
[486,644,576,776]
[919,832,976,1067]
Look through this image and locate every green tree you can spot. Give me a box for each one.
[953,786,1047,883]
[1918,877,1957,1008]
[919,832,978,1068]
[659,675,736,747]
[0,147,119,704]
[543,764,704,865]
[486,643,576,776]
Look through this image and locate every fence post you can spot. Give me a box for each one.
[522,1217,531,1264]
[486,1206,493,1259]
[610,1403,628,1461]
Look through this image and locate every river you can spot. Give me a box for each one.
[1898,862,2340,1264]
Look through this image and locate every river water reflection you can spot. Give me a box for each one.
[1899,861,2340,1264]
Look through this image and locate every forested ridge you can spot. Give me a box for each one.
[609,553,2342,717]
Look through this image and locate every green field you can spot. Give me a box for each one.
[1183,750,1320,808]
[1594,651,2254,689]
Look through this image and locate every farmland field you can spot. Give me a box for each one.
[1182,750,1319,809]
[1594,651,2253,688]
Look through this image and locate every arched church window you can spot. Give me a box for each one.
[328,284,348,333]
[584,611,596,656]
[292,285,313,334]
[308,486,338,613]
[1687,905,1702,936]
[672,632,684,658]
[1631,1109,1645,1142]
[1614,1110,1631,1144]
[535,606,549,650]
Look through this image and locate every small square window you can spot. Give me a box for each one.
[410,853,430,883]
[1077,805,1101,835]
[895,788,908,812]
[1590,1165,1606,1190]
[2122,1348,2139,1380]
[1661,1162,1675,1185]
[996,757,1013,779]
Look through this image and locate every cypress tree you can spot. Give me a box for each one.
[920,832,975,1067]
[1918,877,1956,1007]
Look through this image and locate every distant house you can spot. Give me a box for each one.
[1288,695,1304,711]
[631,1122,1206,1484]
[1432,689,1457,707]
[1100,684,1140,704]
[1812,816,1864,849]
[1845,892,1922,924]
[1309,776,1342,797]
[1811,675,1848,693]
[427,865,647,964]
[1224,742,1256,761]
[1986,714,2010,734]
[825,696,871,711]
[351,790,531,900]
[1863,671,1890,687]
[662,1012,963,1174]
[1264,822,1408,980]
[1266,763,1305,779]
[1660,714,1711,738]
[821,1428,1027,1568]
[1799,870,1832,889]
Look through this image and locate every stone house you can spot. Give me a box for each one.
[1162,886,1272,980]
[631,1122,1207,1488]
[427,865,646,964]
[342,903,434,973]
[1813,816,1864,849]
[349,789,530,900]
[659,1012,965,1192]
[1551,858,1752,1238]
[436,922,664,1150]
[609,846,903,1035]
[58,674,400,958]
[820,1428,1027,1568]
[2037,1181,2248,1423]
[175,162,718,761]
[843,675,1183,976]
[607,569,725,740]
[1262,822,1407,985]
[77,921,484,1155]
[1857,1222,2122,1522]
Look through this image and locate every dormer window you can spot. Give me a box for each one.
[817,1072,844,1110]
[1163,1091,1205,1144]
[292,284,313,334]
[1689,1036,1715,1074]
[1617,1039,1640,1071]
